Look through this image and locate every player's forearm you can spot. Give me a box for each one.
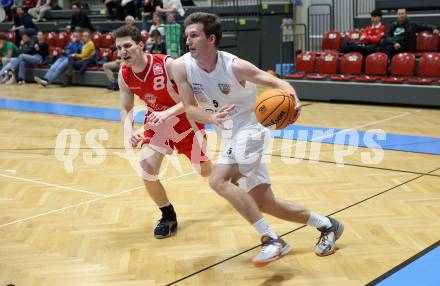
[184,105,213,124]
[120,108,135,133]
[166,102,184,117]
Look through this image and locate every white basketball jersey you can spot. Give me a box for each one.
[184,51,259,135]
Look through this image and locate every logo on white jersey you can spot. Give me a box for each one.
[153,63,164,75]
[218,83,231,95]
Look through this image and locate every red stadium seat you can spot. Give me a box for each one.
[416,31,440,52]
[91,32,102,48]
[382,53,415,83]
[48,47,63,58]
[322,31,341,51]
[141,32,149,44]
[45,32,56,47]
[408,53,440,85]
[55,32,69,48]
[99,48,112,60]
[354,52,388,82]
[331,52,363,81]
[110,50,119,61]
[6,32,16,45]
[101,33,115,48]
[285,51,316,79]
[306,51,338,80]
[344,30,362,44]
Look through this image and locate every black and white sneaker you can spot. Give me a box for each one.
[154,218,177,239]
[315,217,344,256]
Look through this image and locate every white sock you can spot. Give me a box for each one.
[158,202,171,208]
[253,218,278,239]
[307,212,332,229]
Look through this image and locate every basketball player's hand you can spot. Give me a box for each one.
[146,110,170,126]
[289,94,301,124]
[129,132,143,148]
[211,105,235,129]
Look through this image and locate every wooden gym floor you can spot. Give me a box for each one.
[0,84,439,285]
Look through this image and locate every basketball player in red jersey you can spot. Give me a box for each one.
[113,25,212,239]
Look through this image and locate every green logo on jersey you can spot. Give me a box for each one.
[218,83,231,95]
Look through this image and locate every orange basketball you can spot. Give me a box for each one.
[255,89,297,130]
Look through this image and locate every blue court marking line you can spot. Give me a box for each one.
[367,241,440,286]
[1,98,440,155]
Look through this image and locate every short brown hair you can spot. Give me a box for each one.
[113,25,142,44]
[184,12,222,47]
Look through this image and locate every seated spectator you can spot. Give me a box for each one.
[0,30,48,84]
[1,0,14,22]
[149,29,165,54]
[164,12,180,57]
[144,11,164,48]
[28,0,58,22]
[0,33,18,66]
[380,8,439,57]
[102,49,120,90]
[62,30,96,87]
[166,11,176,24]
[121,0,137,18]
[340,9,386,56]
[66,2,94,32]
[141,0,163,34]
[11,5,38,46]
[34,31,82,87]
[157,0,184,21]
[103,0,124,21]
[125,15,135,26]
[103,0,136,20]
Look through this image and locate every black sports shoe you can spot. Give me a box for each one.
[154,218,178,239]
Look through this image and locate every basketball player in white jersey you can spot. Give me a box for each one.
[172,12,344,267]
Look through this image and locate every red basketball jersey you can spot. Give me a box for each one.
[121,53,179,112]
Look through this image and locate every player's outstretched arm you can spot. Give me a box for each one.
[118,69,142,147]
[172,58,233,128]
[232,58,301,123]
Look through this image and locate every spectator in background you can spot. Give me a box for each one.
[103,0,124,21]
[0,34,17,66]
[149,29,165,54]
[157,0,184,21]
[28,0,58,22]
[121,0,137,18]
[66,2,94,32]
[340,9,386,56]
[11,5,37,46]
[103,0,136,20]
[125,15,135,26]
[102,49,120,90]
[166,11,176,24]
[144,11,164,48]
[1,0,14,22]
[0,31,48,84]
[62,30,96,87]
[141,0,163,34]
[380,8,439,57]
[34,31,82,87]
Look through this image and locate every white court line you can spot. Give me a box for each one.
[0,171,197,228]
[272,110,421,153]
[0,173,106,197]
